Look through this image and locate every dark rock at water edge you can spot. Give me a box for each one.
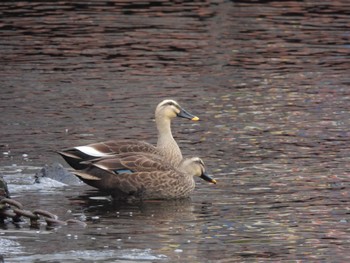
[35,163,83,186]
[0,176,10,199]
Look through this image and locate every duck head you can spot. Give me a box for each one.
[181,157,217,184]
[155,99,199,121]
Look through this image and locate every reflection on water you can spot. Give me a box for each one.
[1,0,350,262]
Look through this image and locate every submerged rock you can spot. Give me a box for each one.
[34,163,83,186]
[0,176,10,199]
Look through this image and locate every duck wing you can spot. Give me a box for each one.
[58,140,158,170]
[87,153,173,174]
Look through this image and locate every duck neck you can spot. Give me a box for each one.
[177,160,196,184]
[156,116,182,165]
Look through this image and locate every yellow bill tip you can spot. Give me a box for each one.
[212,179,217,184]
[191,116,200,121]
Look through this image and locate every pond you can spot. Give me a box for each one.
[1,0,350,262]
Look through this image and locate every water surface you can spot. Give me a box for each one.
[1,0,350,262]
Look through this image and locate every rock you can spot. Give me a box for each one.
[34,163,83,186]
[0,176,10,200]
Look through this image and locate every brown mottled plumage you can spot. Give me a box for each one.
[71,153,216,200]
[58,100,199,169]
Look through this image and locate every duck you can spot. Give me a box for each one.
[58,99,199,170]
[70,153,217,200]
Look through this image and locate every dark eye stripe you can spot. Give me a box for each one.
[194,159,204,166]
[163,101,179,109]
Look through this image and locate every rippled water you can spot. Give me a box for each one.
[1,0,350,262]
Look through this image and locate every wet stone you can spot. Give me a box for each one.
[34,163,83,186]
[0,177,10,199]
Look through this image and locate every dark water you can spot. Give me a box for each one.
[1,0,350,262]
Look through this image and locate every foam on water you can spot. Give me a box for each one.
[6,248,167,262]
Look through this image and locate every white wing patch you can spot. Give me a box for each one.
[94,163,110,170]
[75,146,108,157]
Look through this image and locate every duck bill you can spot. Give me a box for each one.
[200,172,217,184]
[177,108,199,121]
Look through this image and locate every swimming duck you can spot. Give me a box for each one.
[71,153,216,200]
[58,99,199,169]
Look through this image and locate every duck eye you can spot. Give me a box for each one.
[164,101,181,112]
